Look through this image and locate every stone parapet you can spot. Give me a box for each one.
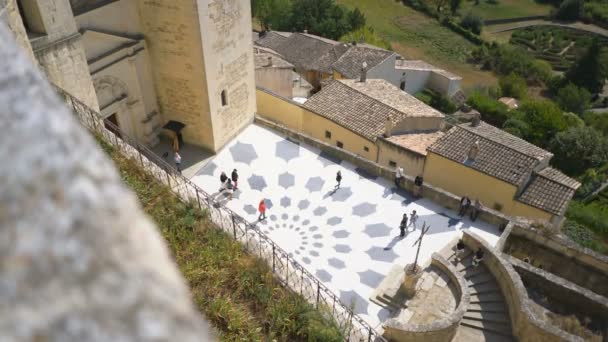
[462,231,580,342]
[383,253,469,342]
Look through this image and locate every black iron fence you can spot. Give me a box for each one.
[54,86,386,342]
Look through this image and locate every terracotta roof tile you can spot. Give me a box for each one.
[386,132,445,156]
[332,47,394,79]
[517,169,579,215]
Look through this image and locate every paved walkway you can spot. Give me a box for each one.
[191,124,501,329]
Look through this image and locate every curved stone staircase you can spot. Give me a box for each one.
[449,248,516,342]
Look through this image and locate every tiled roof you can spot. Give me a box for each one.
[428,122,549,186]
[332,47,395,78]
[303,79,443,141]
[386,132,445,156]
[255,31,290,51]
[395,59,461,80]
[254,52,293,69]
[517,168,580,215]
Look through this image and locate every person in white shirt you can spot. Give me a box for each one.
[394,166,404,188]
[174,151,182,174]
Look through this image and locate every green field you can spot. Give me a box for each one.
[460,0,553,21]
[337,0,497,88]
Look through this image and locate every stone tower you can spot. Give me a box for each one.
[137,0,256,152]
[1,0,99,110]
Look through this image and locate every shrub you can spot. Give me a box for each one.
[499,73,528,99]
[556,83,592,114]
[460,12,483,35]
[416,89,457,113]
[555,0,584,21]
[550,126,608,176]
[568,200,608,237]
[467,91,510,126]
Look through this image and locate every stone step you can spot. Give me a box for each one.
[469,283,501,295]
[461,318,513,337]
[466,273,495,286]
[463,311,510,324]
[374,295,401,311]
[470,292,506,303]
[468,302,508,313]
[454,325,515,342]
[379,294,407,309]
[463,266,489,279]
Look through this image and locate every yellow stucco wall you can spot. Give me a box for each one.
[256,89,303,131]
[332,71,343,80]
[256,88,377,160]
[424,153,553,221]
[302,111,378,161]
[376,140,426,177]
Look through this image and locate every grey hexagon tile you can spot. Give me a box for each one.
[363,223,392,238]
[243,204,256,215]
[313,242,323,248]
[333,230,350,239]
[270,214,277,221]
[276,139,300,162]
[312,234,322,239]
[340,290,368,315]
[352,202,377,217]
[366,246,399,263]
[327,217,342,226]
[305,176,325,192]
[265,199,274,209]
[308,226,319,232]
[358,269,385,288]
[280,196,291,208]
[247,174,267,191]
[229,142,258,164]
[278,172,295,189]
[310,250,320,257]
[302,257,311,265]
[302,219,310,225]
[316,269,332,282]
[334,244,352,253]
[281,213,288,220]
[313,206,327,216]
[196,161,217,176]
[328,258,346,269]
[439,212,460,227]
[332,187,353,201]
[298,199,311,210]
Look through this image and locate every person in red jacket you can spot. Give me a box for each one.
[258,199,266,221]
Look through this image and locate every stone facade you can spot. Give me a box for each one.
[137,0,256,152]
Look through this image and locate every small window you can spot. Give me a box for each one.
[364,146,370,152]
[337,141,344,148]
[221,90,228,106]
[389,160,397,168]
[325,130,332,139]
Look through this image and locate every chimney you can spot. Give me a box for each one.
[471,112,481,127]
[266,56,273,67]
[360,61,368,83]
[384,115,393,138]
[468,140,480,161]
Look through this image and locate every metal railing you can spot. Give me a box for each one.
[54,85,386,342]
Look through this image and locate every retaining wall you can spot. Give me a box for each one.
[383,253,469,342]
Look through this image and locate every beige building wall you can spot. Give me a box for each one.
[376,139,426,178]
[1,0,36,61]
[424,153,553,222]
[255,67,292,98]
[393,117,443,134]
[256,88,303,130]
[76,0,143,36]
[137,0,255,152]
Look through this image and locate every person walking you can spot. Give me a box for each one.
[258,199,267,221]
[395,166,404,188]
[231,169,239,190]
[458,196,471,217]
[409,210,418,230]
[399,213,408,238]
[455,239,466,262]
[470,198,482,222]
[225,179,234,200]
[335,171,342,189]
[174,151,182,174]
[472,248,484,267]
[220,171,228,190]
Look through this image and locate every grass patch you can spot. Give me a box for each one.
[337,0,497,88]
[460,0,553,21]
[98,137,344,341]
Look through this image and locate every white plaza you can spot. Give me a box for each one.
[191,124,501,329]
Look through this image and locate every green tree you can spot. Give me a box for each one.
[460,12,483,35]
[449,0,463,16]
[556,83,592,114]
[499,73,528,99]
[550,126,608,175]
[347,8,366,31]
[467,91,510,126]
[503,116,530,138]
[288,0,355,40]
[252,0,292,31]
[555,0,583,20]
[566,39,607,93]
[583,111,608,136]
[519,100,567,147]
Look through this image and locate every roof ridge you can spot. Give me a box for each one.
[457,123,550,160]
[537,167,581,189]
